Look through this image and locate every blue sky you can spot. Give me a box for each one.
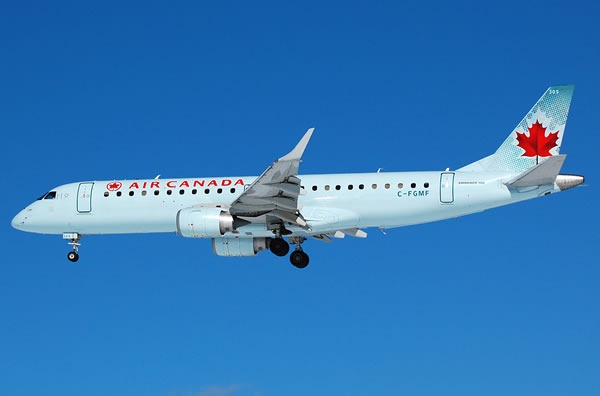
[1,1,598,395]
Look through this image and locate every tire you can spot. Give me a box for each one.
[67,251,79,262]
[269,238,290,257]
[290,250,309,269]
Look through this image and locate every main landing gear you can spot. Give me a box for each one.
[290,249,309,269]
[269,236,310,269]
[63,233,81,262]
[269,237,290,257]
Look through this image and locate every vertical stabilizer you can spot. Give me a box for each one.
[459,85,574,174]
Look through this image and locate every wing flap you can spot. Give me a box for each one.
[228,129,314,228]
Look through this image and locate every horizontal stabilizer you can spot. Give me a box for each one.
[506,155,566,187]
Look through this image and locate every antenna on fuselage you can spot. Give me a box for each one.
[154,175,161,179]
[377,168,383,173]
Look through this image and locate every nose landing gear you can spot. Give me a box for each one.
[63,233,81,262]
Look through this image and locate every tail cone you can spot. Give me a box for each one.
[556,174,585,191]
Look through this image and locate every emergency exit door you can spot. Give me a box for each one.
[77,182,94,213]
[440,173,455,203]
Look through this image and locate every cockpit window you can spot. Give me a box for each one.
[38,191,57,200]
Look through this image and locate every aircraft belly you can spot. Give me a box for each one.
[70,200,177,234]
[306,182,515,230]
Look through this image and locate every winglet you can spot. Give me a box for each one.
[279,128,314,161]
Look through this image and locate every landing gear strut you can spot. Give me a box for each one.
[63,233,81,262]
[288,236,309,269]
[268,225,311,268]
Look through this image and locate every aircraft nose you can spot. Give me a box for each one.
[11,208,30,230]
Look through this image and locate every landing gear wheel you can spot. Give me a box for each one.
[64,233,81,263]
[269,238,290,257]
[67,251,79,262]
[290,250,309,269]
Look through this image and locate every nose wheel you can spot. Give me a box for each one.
[67,251,79,262]
[63,232,81,263]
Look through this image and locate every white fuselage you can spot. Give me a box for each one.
[11,170,559,237]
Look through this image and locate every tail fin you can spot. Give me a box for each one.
[459,85,574,174]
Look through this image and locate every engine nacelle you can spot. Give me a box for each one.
[176,207,234,238]
[212,237,269,257]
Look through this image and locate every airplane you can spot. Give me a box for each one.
[11,85,584,269]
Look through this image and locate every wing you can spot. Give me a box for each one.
[229,128,314,228]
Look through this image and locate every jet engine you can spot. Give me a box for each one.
[212,237,269,257]
[176,207,237,238]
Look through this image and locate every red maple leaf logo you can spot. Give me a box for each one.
[516,120,559,158]
[106,182,122,191]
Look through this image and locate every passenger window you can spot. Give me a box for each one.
[424,182,430,188]
[348,185,353,190]
[192,189,197,195]
[129,191,134,196]
[335,185,341,190]
[179,189,185,195]
[217,188,223,194]
[230,188,236,193]
[154,190,160,196]
[167,190,172,195]
[398,183,403,189]
[204,189,210,194]
[359,184,365,190]
[324,185,330,191]
[372,184,377,189]
[385,183,390,189]
[411,183,416,188]
[104,192,109,197]
[312,186,317,191]
[116,191,122,197]
[142,190,147,196]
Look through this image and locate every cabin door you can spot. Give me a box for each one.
[440,173,455,203]
[77,182,94,213]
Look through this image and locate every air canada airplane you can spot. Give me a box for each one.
[12,86,584,268]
